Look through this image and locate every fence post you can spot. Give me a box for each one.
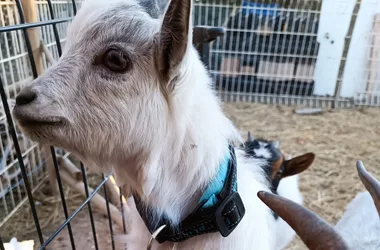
[20,0,44,75]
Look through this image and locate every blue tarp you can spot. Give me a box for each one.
[241,1,280,17]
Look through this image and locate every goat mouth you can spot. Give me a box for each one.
[16,116,65,128]
[21,119,63,127]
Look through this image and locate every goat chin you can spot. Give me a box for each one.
[274,175,303,250]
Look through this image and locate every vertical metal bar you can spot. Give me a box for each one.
[80,163,99,250]
[46,0,62,56]
[214,4,224,93]
[103,174,115,250]
[0,77,44,245]
[14,0,38,78]
[41,2,77,249]
[51,147,76,250]
[229,2,243,99]
[71,0,77,15]
[0,234,5,250]
[119,187,127,234]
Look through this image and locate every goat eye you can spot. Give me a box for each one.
[102,49,129,73]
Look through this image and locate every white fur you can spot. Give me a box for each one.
[253,147,272,159]
[334,191,380,250]
[275,175,303,250]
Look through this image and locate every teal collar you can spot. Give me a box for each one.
[199,152,232,208]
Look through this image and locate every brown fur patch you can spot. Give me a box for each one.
[271,155,284,179]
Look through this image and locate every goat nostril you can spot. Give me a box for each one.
[15,88,37,106]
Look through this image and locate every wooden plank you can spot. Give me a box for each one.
[0,2,16,6]
[20,0,44,75]
[44,146,59,195]
[59,169,125,229]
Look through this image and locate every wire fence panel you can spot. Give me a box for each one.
[0,0,88,228]
[0,1,46,227]
[194,1,321,104]
[193,0,364,108]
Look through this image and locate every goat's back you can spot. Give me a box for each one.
[335,192,380,250]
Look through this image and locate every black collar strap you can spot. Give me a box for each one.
[134,145,246,243]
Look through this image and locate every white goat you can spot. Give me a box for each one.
[334,161,380,250]
[12,0,280,249]
[258,160,380,250]
[241,133,315,250]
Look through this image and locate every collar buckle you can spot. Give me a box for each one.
[214,191,245,237]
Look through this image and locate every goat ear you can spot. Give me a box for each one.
[282,152,315,178]
[257,191,348,250]
[247,131,253,142]
[155,0,192,82]
[271,141,280,148]
[356,161,380,215]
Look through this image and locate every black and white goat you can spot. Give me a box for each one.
[241,132,315,250]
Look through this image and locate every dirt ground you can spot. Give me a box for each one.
[1,102,380,250]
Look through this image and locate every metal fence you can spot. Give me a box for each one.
[192,0,380,108]
[0,0,380,249]
[195,1,323,106]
